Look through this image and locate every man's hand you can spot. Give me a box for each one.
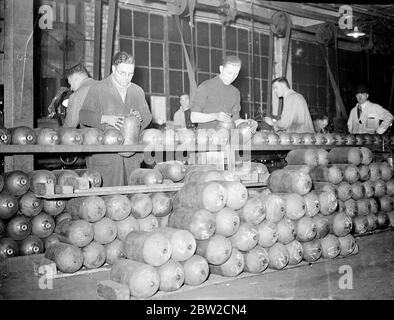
[264,116,274,126]
[130,110,143,122]
[216,112,232,123]
[101,115,124,130]
[247,119,258,134]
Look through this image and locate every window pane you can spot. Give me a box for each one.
[299,84,308,101]
[183,72,190,94]
[169,43,183,69]
[318,86,326,108]
[298,63,308,84]
[252,55,260,79]
[196,22,209,47]
[309,86,317,107]
[181,18,191,44]
[261,80,267,103]
[119,38,133,55]
[293,63,301,84]
[210,23,222,48]
[198,73,210,85]
[308,43,317,65]
[317,66,327,86]
[151,69,164,94]
[306,65,314,85]
[238,29,249,53]
[253,31,259,55]
[316,46,325,66]
[210,49,222,74]
[170,97,179,120]
[134,11,148,38]
[226,50,237,57]
[168,16,181,42]
[134,67,150,92]
[197,47,209,72]
[254,79,261,102]
[239,78,250,102]
[261,57,268,79]
[260,33,269,56]
[119,9,132,36]
[226,26,236,51]
[170,70,183,95]
[233,77,248,100]
[239,53,249,77]
[134,40,149,66]
[150,43,163,68]
[150,14,164,40]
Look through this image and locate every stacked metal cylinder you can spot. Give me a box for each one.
[0,169,101,259]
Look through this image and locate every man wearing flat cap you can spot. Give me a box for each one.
[347,84,393,134]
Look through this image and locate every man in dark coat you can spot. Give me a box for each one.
[79,51,152,186]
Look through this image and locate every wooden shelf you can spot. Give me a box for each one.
[0,143,383,154]
[35,182,267,199]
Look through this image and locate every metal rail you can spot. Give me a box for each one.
[0,143,383,154]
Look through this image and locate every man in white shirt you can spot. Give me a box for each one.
[347,84,393,134]
[173,93,194,129]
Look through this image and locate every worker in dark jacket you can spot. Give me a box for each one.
[63,63,98,128]
[79,51,152,186]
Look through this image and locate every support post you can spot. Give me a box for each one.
[104,0,117,78]
[3,0,34,172]
[93,0,102,80]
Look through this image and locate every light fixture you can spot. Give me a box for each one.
[346,26,366,38]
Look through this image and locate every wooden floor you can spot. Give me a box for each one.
[1,230,393,300]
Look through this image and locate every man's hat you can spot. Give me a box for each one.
[355,84,369,94]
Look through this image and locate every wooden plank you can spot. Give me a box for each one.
[0,144,224,154]
[53,264,111,279]
[35,182,268,199]
[0,143,382,154]
[104,0,117,77]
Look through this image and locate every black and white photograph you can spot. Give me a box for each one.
[0,0,393,303]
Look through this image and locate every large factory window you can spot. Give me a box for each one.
[291,40,329,119]
[119,9,165,99]
[119,8,271,122]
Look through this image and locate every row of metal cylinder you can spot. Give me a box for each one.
[0,126,124,146]
[2,125,393,147]
[252,131,390,146]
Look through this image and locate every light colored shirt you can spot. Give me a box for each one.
[347,100,393,134]
[274,89,315,133]
[64,78,97,128]
[173,106,190,128]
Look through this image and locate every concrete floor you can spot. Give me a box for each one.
[1,230,393,300]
